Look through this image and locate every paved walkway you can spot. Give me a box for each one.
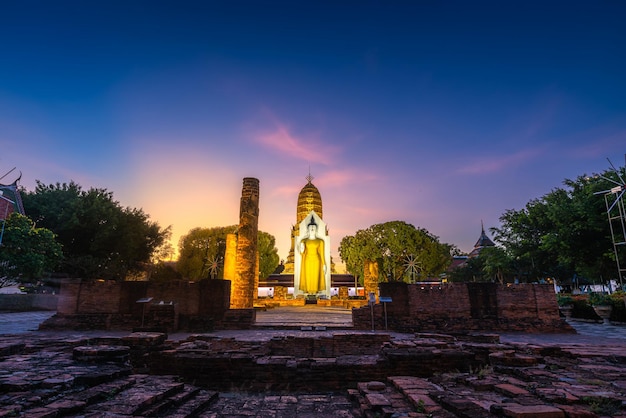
[2,308,625,346]
[501,319,626,345]
[0,310,56,334]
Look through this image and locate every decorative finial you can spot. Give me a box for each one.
[306,167,314,184]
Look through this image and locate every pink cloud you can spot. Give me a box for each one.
[253,122,340,165]
[457,148,544,175]
[315,169,381,189]
[567,129,626,160]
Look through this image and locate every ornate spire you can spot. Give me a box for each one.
[306,167,313,184]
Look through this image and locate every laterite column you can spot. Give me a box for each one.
[364,260,379,301]
[223,233,237,281]
[231,178,260,309]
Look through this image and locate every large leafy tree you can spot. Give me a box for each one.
[447,247,517,284]
[447,256,485,283]
[177,225,279,281]
[258,230,280,279]
[492,166,625,284]
[21,181,170,280]
[339,220,452,283]
[479,246,514,284]
[0,213,63,287]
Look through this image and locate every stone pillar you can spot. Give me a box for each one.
[231,178,260,309]
[223,233,237,281]
[364,260,379,300]
[254,251,260,302]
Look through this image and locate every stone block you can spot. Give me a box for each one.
[122,332,168,347]
[500,404,565,417]
[495,383,531,397]
[365,393,391,409]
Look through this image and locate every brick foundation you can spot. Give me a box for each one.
[44,279,241,332]
[352,282,573,333]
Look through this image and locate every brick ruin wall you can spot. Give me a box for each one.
[352,282,573,333]
[47,279,237,332]
[47,280,572,333]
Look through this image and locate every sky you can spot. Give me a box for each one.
[1,1,625,267]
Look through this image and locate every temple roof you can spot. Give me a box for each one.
[468,222,495,258]
[474,227,495,248]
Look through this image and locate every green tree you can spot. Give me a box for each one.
[177,226,232,280]
[0,213,63,287]
[339,220,452,282]
[492,166,625,284]
[21,181,170,280]
[177,226,279,281]
[148,262,183,283]
[258,230,280,279]
[480,246,513,284]
[447,256,485,282]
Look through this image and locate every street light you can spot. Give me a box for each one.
[0,191,16,246]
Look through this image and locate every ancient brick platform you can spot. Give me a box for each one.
[1,331,625,417]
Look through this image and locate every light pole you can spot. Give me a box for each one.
[0,191,15,247]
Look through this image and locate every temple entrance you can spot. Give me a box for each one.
[254,305,353,329]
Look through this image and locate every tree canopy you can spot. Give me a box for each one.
[490,166,625,284]
[21,181,170,280]
[177,225,279,281]
[338,220,452,283]
[0,213,63,287]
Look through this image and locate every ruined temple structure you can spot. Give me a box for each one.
[40,175,572,335]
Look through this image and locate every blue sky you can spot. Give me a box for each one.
[1,1,625,265]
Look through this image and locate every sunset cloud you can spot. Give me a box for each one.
[457,148,544,175]
[567,129,626,160]
[315,169,381,189]
[252,122,340,165]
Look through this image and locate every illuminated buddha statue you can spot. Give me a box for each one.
[294,211,331,297]
[298,218,326,293]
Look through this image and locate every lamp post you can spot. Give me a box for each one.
[0,191,16,247]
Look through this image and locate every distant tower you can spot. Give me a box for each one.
[468,221,495,258]
[284,173,324,273]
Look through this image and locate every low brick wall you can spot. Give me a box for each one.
[47,279,234,332]
[0,294,58,311]
[353,283,573,333]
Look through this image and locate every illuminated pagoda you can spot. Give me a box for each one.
[260,173,353,298]
[283,173,325,274]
